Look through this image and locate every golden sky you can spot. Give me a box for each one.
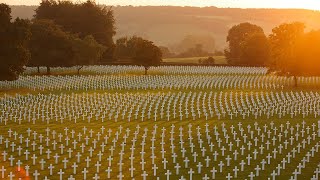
[2,0,320,10]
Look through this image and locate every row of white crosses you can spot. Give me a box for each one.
[23,66,143,75]
[0,120,320,179]
[310,163,320,180]
[151,66,267,75]
[23,66,269,76]
[1,91,320,125]
[0,74,293,91]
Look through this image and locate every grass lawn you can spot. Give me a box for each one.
[163,56,227,64]
[1,67,320,179]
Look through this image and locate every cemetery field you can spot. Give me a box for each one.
[1,66,320,180]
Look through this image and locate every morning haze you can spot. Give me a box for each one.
[9,5,320,51]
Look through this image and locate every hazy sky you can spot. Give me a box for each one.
[2,0,320,10]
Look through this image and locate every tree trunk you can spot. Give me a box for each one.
[294,76,298,88]
[37,66,40,74]
[144,67,148,75]
[46,66,51,75]
[77,66,84,75]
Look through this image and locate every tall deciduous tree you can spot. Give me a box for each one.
[35,0,116,61]
[0,4,31,81]
[30,19,106,75]
[293,30,320,77]
[114,36,162,74]
[225,22,264,66]
[29,19,74,74]
[133,38,162,75]
[239,32,270,66]
[114,37,135,60]
[269,22,305,87]
[71,35,106,74]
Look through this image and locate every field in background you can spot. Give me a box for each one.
[163,56,227,64]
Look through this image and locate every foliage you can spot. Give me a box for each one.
[29,19,74,74]
[114,36,162,74]
[0,4,31,81]
[29,19,106,74]
[9,6,320,52]
[225,22,265,66]
[132,38,162,74]
[71,35,106,74]
[239,32,270,66]
[269,22,305,73]
[35,0,116,61]
[292,30,320,76]
[114,36,137,60]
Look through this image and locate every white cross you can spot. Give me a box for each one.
[0,166,6,178]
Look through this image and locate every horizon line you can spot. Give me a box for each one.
[6,4,320,11]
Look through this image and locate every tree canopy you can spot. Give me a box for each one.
[114,36,162,74]
[35,0,115,61]
[269,22,305,73]
[0,4,31,81]
[29,19,74,74]
[293,30,320,76]
[239,32,270,66]
[225,22,265,66]
[268,22,320,86]
[71,35,106,74]
[29,19,106,74]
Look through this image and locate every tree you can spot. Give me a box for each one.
[0,4,31,81]
[269,22,305,87]
[29,19,75,74]
[35,0,116,61]
[288,30,320,86]
[115,36,162,74]
[29,19,106,74]
[132,38,162,75]
[114,36,162,73]
[225,22,264,65]
[239,32,270,66]
[114,37,136,60]
[71,35,106,74]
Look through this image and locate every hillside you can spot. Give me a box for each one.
[10,5,320,51]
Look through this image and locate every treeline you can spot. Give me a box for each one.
[0,1,162,79]
[225,22,320,86]
[10,5,320,50]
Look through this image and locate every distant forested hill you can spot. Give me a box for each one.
[10,5,320,51]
